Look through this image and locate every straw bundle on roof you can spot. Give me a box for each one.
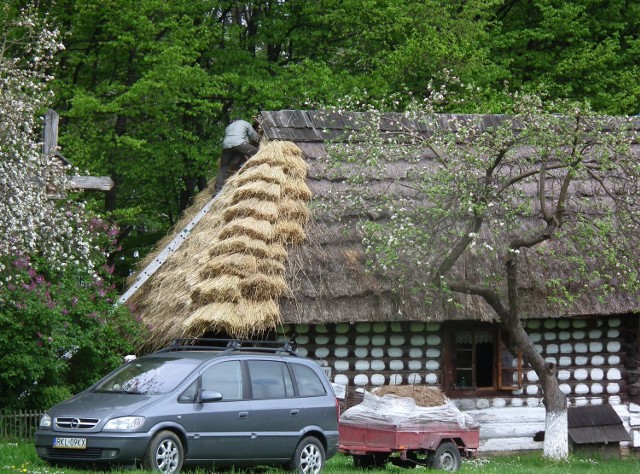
[147,271,192,310]
[181,302,240,335]
[279,197,311,223]
[256,258,286,276]
[231,181,282,203]
[266,242,288,260]
[209,235,271,259]
[272,221,306,245]
[279,155,309,180]
[144,292,192,344]
[235,299,281,333]
[184,268,201,287]
[242,143,286,168]
[279,141,304,157]
[222,198,279,223]
[219,216,273,242]
[182,300,281,339]
[243,142,308,179]
[200,253,258,279]
[191,275,242,304]
[236,163,287,186]
[132,141,312,348]
[240,273,289,301]
[282,179,312,201]
[169,244,214,274]
[186,234,221,252]
[194,251,215,269]
[241,156,275,170]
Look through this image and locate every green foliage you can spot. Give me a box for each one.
[1,0,633,284]
[492,0,640,114]
[33,0,509,279]
[0,216,146,411]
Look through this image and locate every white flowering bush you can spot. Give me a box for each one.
[0,5,146,410]
[0,4,98,278]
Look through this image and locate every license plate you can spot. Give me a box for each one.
[53,437,87,449]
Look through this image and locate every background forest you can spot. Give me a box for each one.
[28,0,640,286]
[0,0,639,409]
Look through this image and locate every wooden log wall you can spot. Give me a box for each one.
[281,317,635,405]
[520,318,631,405]
[280,315,639,452]
[283,321,443,389]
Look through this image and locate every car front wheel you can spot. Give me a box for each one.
[144,430,184,473]
[290,436,325,474]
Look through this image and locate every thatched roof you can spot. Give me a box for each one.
[261,110,639,326]
[127,110,640,349]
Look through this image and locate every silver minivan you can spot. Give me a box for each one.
[35,338,339,473]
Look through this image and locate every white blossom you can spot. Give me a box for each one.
[0,6,97,279]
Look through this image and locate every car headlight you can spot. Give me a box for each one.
[103,416,145,431]
[39,414,52,428]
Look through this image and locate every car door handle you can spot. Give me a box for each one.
[290,409,300,416]
[238,411,248,419]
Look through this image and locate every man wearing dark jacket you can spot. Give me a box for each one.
[213,118,260,194]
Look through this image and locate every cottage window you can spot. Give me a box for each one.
[453,329,521,391]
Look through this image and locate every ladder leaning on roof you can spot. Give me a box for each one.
[117,193,220,305]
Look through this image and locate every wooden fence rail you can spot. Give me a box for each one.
[0,410,44,440]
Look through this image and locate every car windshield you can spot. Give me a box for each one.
[94,357,201,395]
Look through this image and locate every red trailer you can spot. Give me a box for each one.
[338,419,480,471]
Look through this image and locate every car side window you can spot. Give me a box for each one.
[248,360,293,399]
[201,360,243,401]
[292,364,326,397]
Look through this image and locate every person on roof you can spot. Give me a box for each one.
[213,118,260,194]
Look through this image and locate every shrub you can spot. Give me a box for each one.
[0,217,147,411]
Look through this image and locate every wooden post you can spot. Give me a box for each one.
[43,109,59,156]
[41,109,114,192]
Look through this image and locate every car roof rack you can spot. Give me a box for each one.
[157,335,299,356]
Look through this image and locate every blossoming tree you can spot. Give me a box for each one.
[325,90,640,459]
[0,5,87,275]
[0,5,144,409]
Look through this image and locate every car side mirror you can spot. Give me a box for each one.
[198,389,223,403]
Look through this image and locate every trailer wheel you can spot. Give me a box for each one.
[352,453,388,469]
[428,442,461,471]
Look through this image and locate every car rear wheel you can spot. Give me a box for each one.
[290,436,325,474]
[144,430,184,473]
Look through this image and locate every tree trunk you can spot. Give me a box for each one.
[539,363,569,459]
[501,310,568,459]
[502,248,568,459]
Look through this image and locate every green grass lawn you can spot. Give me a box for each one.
[3,440,640,474]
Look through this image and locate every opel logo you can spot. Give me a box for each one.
[70,418,81,429]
